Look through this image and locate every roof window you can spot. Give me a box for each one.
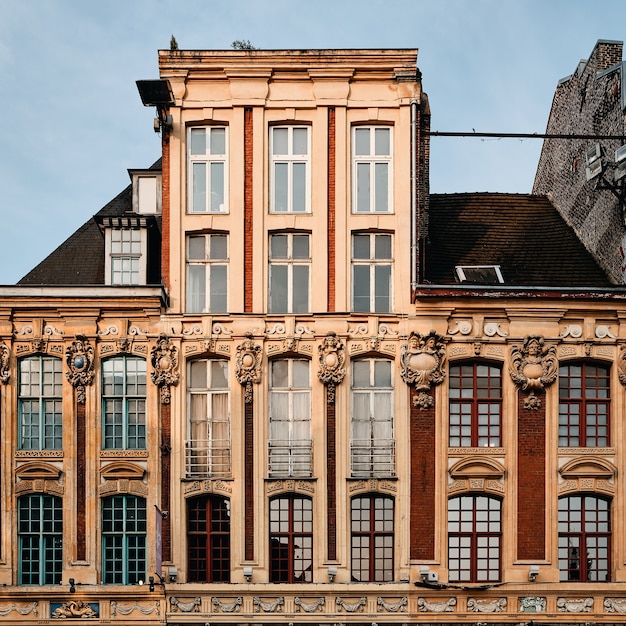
[455,265,504,285]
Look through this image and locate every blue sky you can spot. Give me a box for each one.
[0,0,624,283]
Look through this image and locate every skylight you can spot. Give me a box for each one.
[455,265,504,285]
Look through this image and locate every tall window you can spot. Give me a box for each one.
[352,233,392,313]
[351,494,394,582]
[269,233,310,314]
[449,363,502,447]
[351,359,395,477]
[188,126,228,213]
[558,495,610,581]
[186,233,228,314]
[448,495,501,583]
[268,359,312,477]
[352,126,392,213]
[187,359,230,477]
[102,356,146,450]
[270,126,310,213]
[102,495,146,584]
[109,229,144,285]
[19,356,63,450]
[269,495,313,583]
[187,495,231,582]
[559,363,610,447]
[18,494,62,585]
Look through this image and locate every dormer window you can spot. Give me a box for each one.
[102,218,150,285]
[129,169,162,214]
[455,265,504,285]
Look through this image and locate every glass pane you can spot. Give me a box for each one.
[273,128,288,155]
[271,360,289,388]
[374,361,392,387]
[190,128,206,155]
[274,163,288,212]
[355,128,370,155]
[293,360,310,388]
[375,234,392,258]
[353,265,370,312]
[292,162,306,212]
[210,265,227,313]
[292,265,309,313]
[189,360,207,388]
[292,128,308,155]
[211,361,229,389]
[209,235,227,260]
[352,361,370,388]
[374,264,391,313]
[270,235,288,259]
[356,163,370,212]
[187,265,206,313]
[292,234,310,259]
[210,162,224,212]
[375,128,390,155]
[374,163,388,212]
[210,127,226,154]
[192,162,207,212]
[353,234,370,259]
[269,265,288,313]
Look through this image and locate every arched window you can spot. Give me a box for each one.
[269,495,313,583]
[18,355,63,450]
[559,362,610,447]
[351,494,394,582]
[102,495,146,584]
[102,356,146,450]
[449,362,502,447]
[350,358,395,477]
[268,359,312,477]
[187,495,231,582]
[558,494,611,581]
[187,358,230,477]
[448,494,501,582]
[18,494,63,585]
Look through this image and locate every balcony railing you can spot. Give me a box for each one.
[185,439,231,478]
[350,439,396,477]
[268,439,313,478]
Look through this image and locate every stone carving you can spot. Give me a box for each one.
[400,332,446,403]
[448,320,472,335]
[254,596,284,613]
[317,332,346,404]
[65,335,95,404]
[617,346,626,387]
[467,597,507,613]
[52,600,98,619]
[605,597,626,613]
[484,322,508,337]
[212,322,232,335]
[169,597,201,613]
[418,597,456,612]
[556,597,593,612]
[111,601,160,616]
[377,596,408,612]
[596,324,617,339]
[294,596,325,613]
[212,597,242,613]
[150,334,179,404]
[560,324,583,338]
[510,335,557,409]
[0,342,9,383]
[520,596,546,612]
[336,597,366,612]
[235,334,262,403]
[0,601,38,617]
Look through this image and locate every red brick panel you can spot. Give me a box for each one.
[161,133,170,292]
[244,399,255,561]
[327,107,336,312]
[76,402,86,561]
[326,396,336,561]
[244,108,254,312]
[161,402,171,562]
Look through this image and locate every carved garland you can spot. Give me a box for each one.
[65,335,95,404]
[509,335,557,410]
[317,332,346,404]
[400,331,446,409]
[150,334,179,404]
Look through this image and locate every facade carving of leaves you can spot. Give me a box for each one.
[65,334,95,404]
[169,597,201,612]
[317,332,346,404]
[235,335,262,403]
[150,334,180,404]
[418,597,456,612]
[294,596,325,613]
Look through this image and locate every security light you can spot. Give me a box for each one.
[586,143,602,164]
[615,144,626,163]
[586,158,603,181]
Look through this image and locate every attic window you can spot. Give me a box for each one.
[129,169,162,214]
[455,265,504,285]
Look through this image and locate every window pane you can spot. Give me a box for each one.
[292,360,310,388]
[210,162,224,212]
[270,235,288,259]
[210,265,227,313]
[269,265,288,313]
[292,128,308,155]
[273,128,288,155]
[188,236,206,260]
[187,265,206,313]
[356,163,370,212]
[274,163,288,212]
[209,234,227,260]
[353,265,370,312]
[192,163,207,212]
[292,234,309,259]
[375,234,392,258]
[292,265,309,313]
[190,128,206,155]
[292,162,306,212]
[210,127,226,154]
[374,264,391,313]
[375,128,390,155]
[374,163,388,212]
[355,128,370,155]
[353,234,370,259]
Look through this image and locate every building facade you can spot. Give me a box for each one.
[2,45,626,626]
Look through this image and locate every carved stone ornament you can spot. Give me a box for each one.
[150,334,179,404]
[400,331,446,392]
[52,600,98,619]
[618,345,626,387]
[0,342,9,383]
[235,334,262,403]
[317,332,346,404]
[510,335,557,410]
[65,335,95,404]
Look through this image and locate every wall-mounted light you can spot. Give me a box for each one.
[243,566,253,582]
[69,578,76,593]
[584,142,626,220]
[168,566,178,583]
[419,566,430,582]
[528,565,540,582]
[328,566,337,582]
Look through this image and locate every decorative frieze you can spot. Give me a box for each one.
[520,596,546,612]
[467,597,507,613]
[111,600,160,616]
[557,597,594,612]
[0,601,38,617]
[169,597,201,613]
[336,596,366,612]
[211,597,242,613]
[605,597,626,613]
[418,597,456,612]
[253,596,284,613]
[294,596,325,613]
[51,600,98,618]
[150,334,179,404]
[0,342,9,383]
[377,596,407,612]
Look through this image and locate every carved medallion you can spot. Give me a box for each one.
[509,335,557,409]
[317,332,346,404]
[150,334,179,404]
[65,335,95,404]
[400,331,446,392]
[235,334,262,403]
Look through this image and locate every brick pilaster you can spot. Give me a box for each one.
[327,107,336,312]
[76,402,86,561]
[160,402,171,561]
[244,108,254,313]
[244,399,255,561]
[326,397,336,561]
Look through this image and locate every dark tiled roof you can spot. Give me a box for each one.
[18,160,162,286]
[424,193,613,287]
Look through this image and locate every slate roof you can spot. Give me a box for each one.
[423,193,613,287]
[18,161,161,286]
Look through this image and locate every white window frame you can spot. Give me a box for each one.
[105,228,147,286]
[350,359,395,477]
[351,232,393,313]
[270,126,311,213]
[268,359,312,477]
[186,233,228,314]
[352,125,393,213]
[188,126,229,214]
[268,233,310,314]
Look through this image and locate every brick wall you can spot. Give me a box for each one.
[533,40,625,283]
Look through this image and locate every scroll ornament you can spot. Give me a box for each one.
[0,342,9,384]
[150,334,179,404]
[317,332,346,404]
[235,335,262,403]
[400,332,446,403]
[65,334,95,404]
[510,335,557,410]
